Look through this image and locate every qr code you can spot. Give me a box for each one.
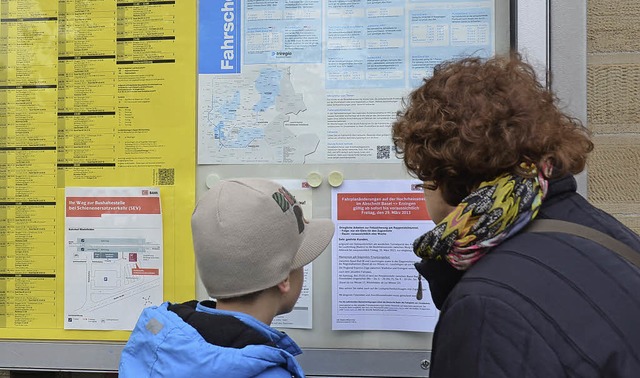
[377,145,391,159]
[155,168,175,185]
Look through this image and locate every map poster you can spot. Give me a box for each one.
[64,187,163,331]
[197,0,495,164]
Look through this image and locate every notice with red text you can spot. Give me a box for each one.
[64,187,163,330]
[331,180,438,332]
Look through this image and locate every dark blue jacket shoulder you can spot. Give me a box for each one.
[429,176,640,378]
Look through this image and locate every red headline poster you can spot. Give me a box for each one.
[331,180,438,332]
[337,192,429,221]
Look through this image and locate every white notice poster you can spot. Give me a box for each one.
[64,187,163,330]
[272,179,314,329]
[331,180,438,332]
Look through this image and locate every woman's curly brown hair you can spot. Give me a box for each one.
[392,53,593,206]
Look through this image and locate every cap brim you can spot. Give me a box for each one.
[291,218,335,269]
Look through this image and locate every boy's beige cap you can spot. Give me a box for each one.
[191,178,335,299]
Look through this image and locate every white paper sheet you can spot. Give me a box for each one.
[64,187,163,330]
[271,179,314,329]
[331,180,438,332]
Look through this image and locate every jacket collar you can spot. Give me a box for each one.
[542,175,577,204]
[196,300,303,356]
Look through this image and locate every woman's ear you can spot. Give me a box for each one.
[277,275,291,294]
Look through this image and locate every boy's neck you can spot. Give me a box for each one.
[216,291,281,326]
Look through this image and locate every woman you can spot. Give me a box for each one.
[392,54,640,377]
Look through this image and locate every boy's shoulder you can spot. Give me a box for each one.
[120,301,305,377]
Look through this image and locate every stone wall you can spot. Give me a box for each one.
[587,0,640,234]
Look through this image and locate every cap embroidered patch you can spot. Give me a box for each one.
[272,187,305,234]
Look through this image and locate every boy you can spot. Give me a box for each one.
[119,178,335,377]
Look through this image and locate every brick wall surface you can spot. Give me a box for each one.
[587,0,640,234]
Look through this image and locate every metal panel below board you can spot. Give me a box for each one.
[0,342,431,377]
[299,349,431,377]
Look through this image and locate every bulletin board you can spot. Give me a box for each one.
[0,0,197,341]
[0,0,584,376]
[194,0,513,376]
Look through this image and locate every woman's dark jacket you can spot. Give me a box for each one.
[420,175,640,377]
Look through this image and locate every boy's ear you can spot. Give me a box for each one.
[277,276,291,294]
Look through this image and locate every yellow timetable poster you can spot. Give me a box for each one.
[0,0,196,340]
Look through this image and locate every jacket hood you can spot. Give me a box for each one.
[168,300,275,348]
[119,302,304,377]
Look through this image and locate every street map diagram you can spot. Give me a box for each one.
[64,187,163,330]
[65,237,161,329]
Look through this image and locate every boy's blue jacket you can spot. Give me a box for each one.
[119,301,305,377]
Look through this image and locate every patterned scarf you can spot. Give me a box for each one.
[413,163,550,270]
